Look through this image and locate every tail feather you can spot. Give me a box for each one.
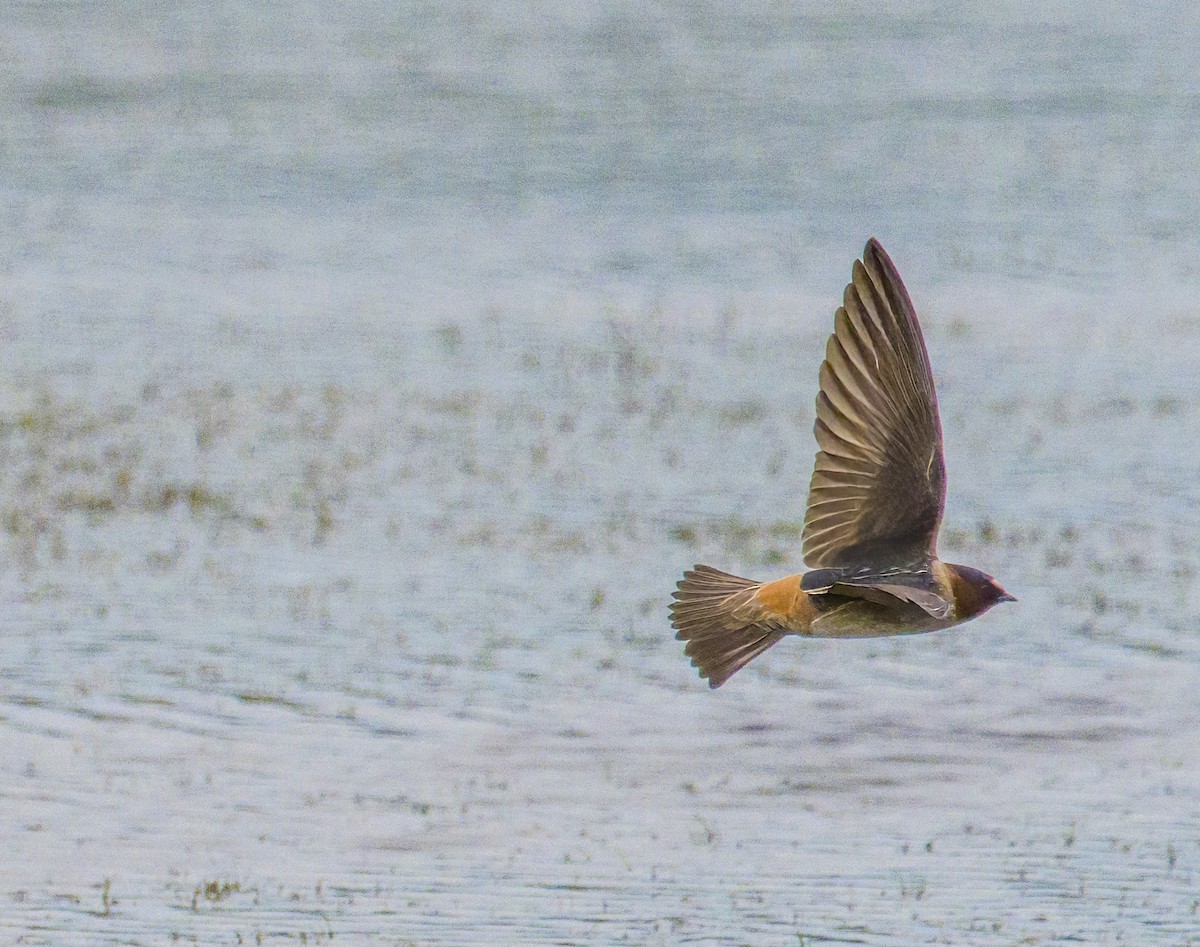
[695,630,787,688]
[670,565,786,688]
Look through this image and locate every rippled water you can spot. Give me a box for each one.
[2,3,1200,945]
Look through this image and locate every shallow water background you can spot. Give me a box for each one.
[3,3,1200,944]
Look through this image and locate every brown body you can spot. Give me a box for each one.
[671,240,1014,688]
[753,561,966,638]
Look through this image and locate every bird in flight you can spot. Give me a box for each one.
[670,239,1014,688]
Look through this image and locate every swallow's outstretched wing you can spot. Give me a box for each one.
[802,239,946,570]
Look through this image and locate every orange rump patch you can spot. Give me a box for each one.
[754,574,808,621]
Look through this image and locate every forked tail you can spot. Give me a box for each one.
[669,565,786,688]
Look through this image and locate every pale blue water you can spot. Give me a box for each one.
[2,4,1200,945]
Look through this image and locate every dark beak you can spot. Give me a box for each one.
[998,591,1017,604]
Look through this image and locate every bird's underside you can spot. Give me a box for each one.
[669,562,957,687]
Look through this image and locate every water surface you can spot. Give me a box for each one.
[2,3,1199,945]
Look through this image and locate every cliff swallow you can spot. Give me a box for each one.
[671,239,1014,688]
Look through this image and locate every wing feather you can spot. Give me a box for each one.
[802,239,946,568]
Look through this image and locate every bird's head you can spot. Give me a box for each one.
[945,564,1016,620]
